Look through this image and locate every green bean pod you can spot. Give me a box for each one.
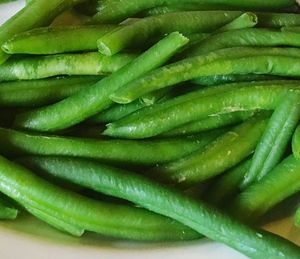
[0,127,222,165]
[91,0,294,23]
[0,52,135,81]
[154,115,268,187]
[14,32,189,132]
[97,11,243,56]
[17,155,300,258]
[0,0,86,64]
[2,25,118,55]
[162,111,256,137]
[105,83,300,139]
[0,76,101,107]
[242,90,300,188]
[0,193,18,220]
[281,26,300,33]
[0,154,200,240]
[231,155,300,223]
[110,47,300,104]
[292,126,300,159]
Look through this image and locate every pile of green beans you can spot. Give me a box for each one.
[2,1,300,258]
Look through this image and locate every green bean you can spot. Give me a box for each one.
[257,12,300,28]
[97,11,242,56]
[231,155,300,223]
[154,115,268,187]
[14,32,189,132]
[206,158,252,206]
[110,47,300,104]
[292,126,300,159]
[282,26,300,33]
[0,0,86,64]
[91,0,294,23]
[105,83,300,139]
[0,52,135,81]
[162,111,256,137]
[2,25,119,55]
[0,154,200,240]
[192,74,284,86]
[242,91,300,188]
[0,76,101,107]
[17,155,300,258]
[188,28,300,57]
[0,193,18,220]
[140,88,171,106]
[0,127,222,165]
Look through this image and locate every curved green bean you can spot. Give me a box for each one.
[2,25,119,55]
[105,83,300,139]
[231,155,300,223]
[242,91,300,188]
[91,0,294,23]
[0,127,221,165]
[110,47,300,104]
[0,76,101,107]
[0,0,86,64]
[16,155,300,258]
[97,11,243,56]
[292,126,300,159]
[162,111,256,137]
[14,32,189,132]
[0,154,199,240]
[154,115,268,187]
[0,52,135,81]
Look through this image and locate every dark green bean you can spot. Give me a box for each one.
[242,90,300,188]
[14,32,189,132]
[153,115,268,187]
[0,154,200,240]
[257,12,300,28]
[292,125,300,159]
[91,0,294,23]
[0,127,222,165]
[97,11,243,56]
[162,111,256,137]
[0,0,86,64]
[281,26,300,33]
[2,25,119,55]
[0,52,135,81]
[0,193,18,220]
[0,76,101,107]
[105,82,300,139]
[231,155,300,223]
[17,155,300,258]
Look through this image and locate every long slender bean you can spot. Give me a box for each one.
[292,125,300,159]
[105,84,300,139]
[91,0,294,23]
[0,52,135,81]
[0,127,222,165]
[14,32,189,132]
[0,76,101,107]
[2,25,119,55]
[110,47,300,104]
[231,155,300,223]
[0,0,86,64]
[241,91,300,188]
[282,26,300,33]
[16,155,300,258]
[154,115,268,187]
[0,154,200,240]
[97,11,243,56]
[162,111,256,137]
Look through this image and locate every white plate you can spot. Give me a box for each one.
[0,2,299,259]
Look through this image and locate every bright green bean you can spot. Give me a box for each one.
[0,127,221,165]
[14,32,189,132]
[110,47,300,104]
[154,115,268,187]
[0,52,135,81]
[242,91,300,188]
[0,154,199,240]
[162,111,256,137]
[292,126,300,159]
[17,155,300,258]
[105,83,300,139]
[91,0,294,23]
[231,155,300,223]
[97,11,243,56]
[0,0,86,64]
[0,76,101,107]
[2,25,119,55]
